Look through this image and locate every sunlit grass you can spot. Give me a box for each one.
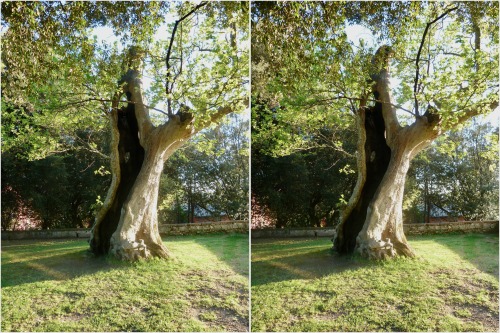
[1,233,249,332]
[251,233,498,332]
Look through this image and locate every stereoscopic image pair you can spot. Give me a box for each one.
[1,1,498,332]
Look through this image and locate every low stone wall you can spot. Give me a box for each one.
[251,220,499,238]
[159,220,248,235]
[404,220,499,235]
[1,221,249,240]
[3,220,496,240]
[251,227,335,238]
[2,229,91,240]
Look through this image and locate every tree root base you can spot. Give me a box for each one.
[356,237,416,260]
[110,239,172,261]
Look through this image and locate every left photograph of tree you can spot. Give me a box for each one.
[2,1,250,331]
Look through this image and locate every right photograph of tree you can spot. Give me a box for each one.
[251,1,499,332]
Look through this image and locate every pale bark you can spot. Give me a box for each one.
[108,98,195,260]
[375,68,401,147]
[333,45,442,259]
[109,145,181,260]
[343,45,498,259]
[89,94,122,255]
[333,105,367,253]
[90,64,235,260]
[355,122,439,259]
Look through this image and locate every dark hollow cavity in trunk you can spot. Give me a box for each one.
[334,98,391,254]
[90,95,144,255]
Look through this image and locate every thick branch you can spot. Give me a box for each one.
[194,106,235,134]
[456,100,499,126]
[371,45,400,146]
[376,79,400,142]
[414,6,458,117]
[125,70,154,144]
[208,105,234,124]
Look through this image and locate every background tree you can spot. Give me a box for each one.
[1,109,110,231]
[2,1,249,260]
[160,114,249,223]
[251,1,498,259]
[251,127,357,229]
[404,121,499,223]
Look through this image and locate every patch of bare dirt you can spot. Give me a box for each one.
[433,268,499,332]
[194,285,248,332]
[205,306,249,332]
[181,271,249,332]
[312,311,343,322]
[60,313,89,322]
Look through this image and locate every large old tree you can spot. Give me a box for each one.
[252,2,498,259]
[2,2,249,260]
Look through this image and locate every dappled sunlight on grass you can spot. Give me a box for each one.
[251,234,498,332]
[252,238,370,286]
[410,233,499,279]
[252,244,331,262]
[2,233,249,332]
[23,260,71,280]
[265,259,318,280]
[1,240,112,287]
[3,247,87,264]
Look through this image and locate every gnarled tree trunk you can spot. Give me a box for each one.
[89,64,233,260]
[333,46,441,259]
[89,69,195,260]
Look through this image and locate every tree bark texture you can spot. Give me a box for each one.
[90,69,196,260]
[333,46,441,260]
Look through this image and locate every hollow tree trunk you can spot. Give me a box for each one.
[355,129,420,259]
[333,46,441,259]
[89,62,234,260]
[89,69,195,260]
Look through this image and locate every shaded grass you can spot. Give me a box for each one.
[2,233,249,332]
[251,233,498,332]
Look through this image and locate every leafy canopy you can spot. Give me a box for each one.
[2,1,249,159]
[252,1,498,156]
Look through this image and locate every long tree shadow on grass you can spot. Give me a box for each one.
[252,233,499,287]
[251,237,374,286]
[1,239,123,288]
[3,233,250,289]
[165,233,249,277]
[410,232,499,279]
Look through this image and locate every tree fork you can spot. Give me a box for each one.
[89,93,145,256]
[89,68,195,260]
[334,101,391,254]
[333,45,442,260]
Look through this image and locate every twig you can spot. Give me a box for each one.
[56,98,169,116]
[300,96,416,116]
[414,5,458,117]
[165,1,208,115]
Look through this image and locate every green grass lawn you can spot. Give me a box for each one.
[251,233,499,332]
[1,233,249,332]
